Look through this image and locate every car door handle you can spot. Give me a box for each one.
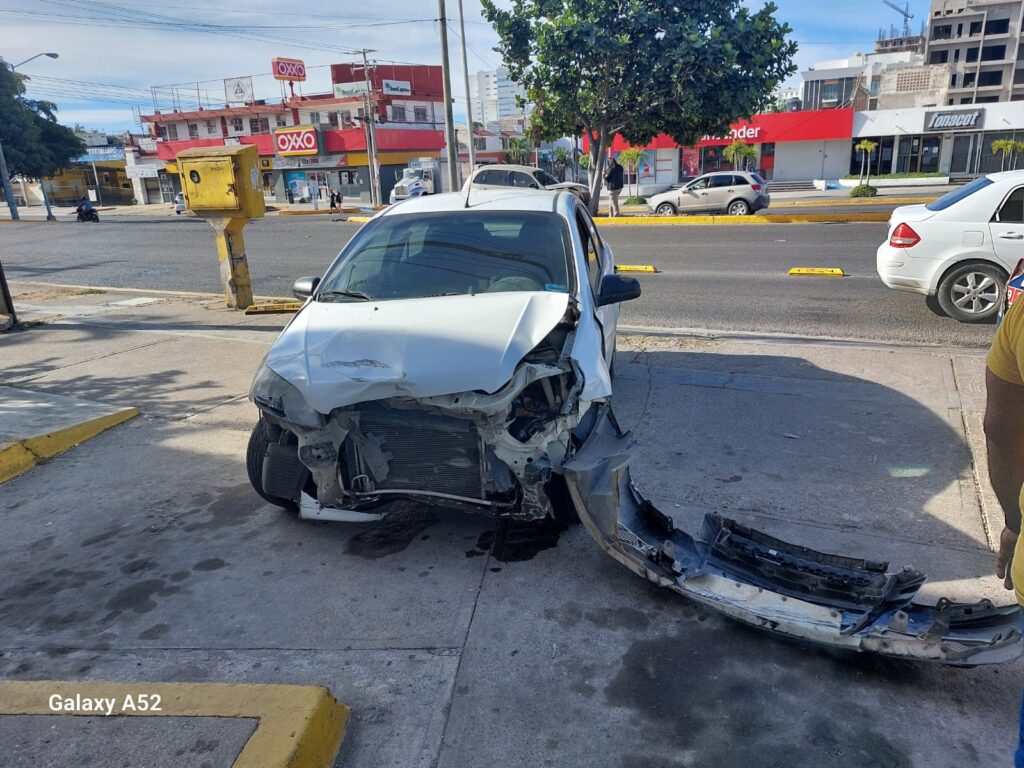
[999,233,1024,240]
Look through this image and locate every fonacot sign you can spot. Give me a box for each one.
[274,125,318,156]
[924,108,985,132]
[272,57,307,82]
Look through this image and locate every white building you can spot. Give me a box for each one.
[802,50,924,111]
[468,67,526,125]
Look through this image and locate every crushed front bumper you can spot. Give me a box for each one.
[563,405,1022,666]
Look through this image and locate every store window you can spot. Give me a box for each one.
[979,70,1004,86]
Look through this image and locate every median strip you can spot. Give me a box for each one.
[601,212,891,225]
[788,267,846,277]
[0,681,349,768]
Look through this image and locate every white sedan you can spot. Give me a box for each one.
[877,171,1024,323]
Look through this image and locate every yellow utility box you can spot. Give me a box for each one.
[175,145,265,309]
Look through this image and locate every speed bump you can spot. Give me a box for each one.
[616,264,658,273]
[788,267,845,277]
[0,681,349,768]
[244,301,304,315]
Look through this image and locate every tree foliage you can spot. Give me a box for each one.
[506,135,533,164]
[482,0,797,211]
[723,139,757,172]
[0,59,85,181]
[854,139,878,185]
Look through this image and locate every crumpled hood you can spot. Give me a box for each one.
[266,291,571,414]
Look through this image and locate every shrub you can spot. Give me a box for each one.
[849,185,878,198]
[624,196,647,205]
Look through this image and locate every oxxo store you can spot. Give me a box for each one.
[854,103,1024,178]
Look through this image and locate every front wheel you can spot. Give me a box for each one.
[936,262,1006,323]
[727,199,750,216]
[655,202,677,216]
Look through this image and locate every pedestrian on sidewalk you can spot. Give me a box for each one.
[985,300,1024,766]
[604,157,624,217]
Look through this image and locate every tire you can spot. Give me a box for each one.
[727,199,750,216]
[246,419,299,510]
[936,261,1006,323]
[655,202,677,216]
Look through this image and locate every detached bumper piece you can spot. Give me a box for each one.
[563,405,1022,666]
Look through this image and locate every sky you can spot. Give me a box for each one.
[0,0,931,133]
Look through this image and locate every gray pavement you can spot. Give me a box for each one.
[0,283,1019,767]
[0,217,998,348]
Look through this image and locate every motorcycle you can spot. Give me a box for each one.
[76,208,99,223]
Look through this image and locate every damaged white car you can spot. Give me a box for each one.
[249,189,1022,666]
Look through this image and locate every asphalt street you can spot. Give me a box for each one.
[0,215,996,347]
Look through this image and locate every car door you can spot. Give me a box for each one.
[510,171,540,190]
[677,176,710,213]
[990,186,1024,271]
[575,205,617,364]
[705,174,735,213]
[474,169,509,190]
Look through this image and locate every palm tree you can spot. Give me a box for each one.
[855,139,879,186]
[723,139,757,174]
[616,147,646,199]
[1011,140,1024,171]
[992,139,1015,172]
[505,136,532,165]
[552,147,571,181]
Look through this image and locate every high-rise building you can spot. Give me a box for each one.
[924,0,1024,104]
[468,67,526,125]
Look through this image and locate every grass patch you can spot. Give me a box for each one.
[842,172,946,180]
[624,196,647,205]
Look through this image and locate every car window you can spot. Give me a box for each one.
[575,210,602,293]
[709,175,733,188]
[476,169,509,186]
[318,211,571,301]
[534,170,560,186]
[510,172,537,188]
[926,177,994,211]
[731,175,750,187]
[996,188,1024,223]
[688,177,710,190]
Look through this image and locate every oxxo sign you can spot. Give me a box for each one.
[274,125,318,156]
[924,108,985,132]
[272,57,307,82]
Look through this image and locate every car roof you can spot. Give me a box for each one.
[379,189,569,217]
[471,164,543,174]
[986,170,1024,183]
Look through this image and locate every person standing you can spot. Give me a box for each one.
[985,299,1024,766]
[604,157,624,217]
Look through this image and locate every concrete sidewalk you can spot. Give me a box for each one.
[0,281,1019,767]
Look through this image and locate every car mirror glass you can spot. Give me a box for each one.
[597,273,642,307]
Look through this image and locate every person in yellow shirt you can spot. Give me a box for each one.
[985,298,1024,767]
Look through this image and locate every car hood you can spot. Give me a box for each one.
[548,182,587,193]
[889,203,935,224]
[265,291,571,414]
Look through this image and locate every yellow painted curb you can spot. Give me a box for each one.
[0,406,139,484]
[0,681,349,768]
[771,196,932,208]
[600,212,891,225]
[616,264,658,273]
[245,301,304,314]
[788,267,846,277]
[346,215,373,224]
[278,207,361,216]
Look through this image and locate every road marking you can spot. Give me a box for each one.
[0,681,349,768]
[788,268,845,277]
[616,265,658,273]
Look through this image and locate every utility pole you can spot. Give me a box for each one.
[437,0,460,192]
[457,0,476,172]
[357,49,381,206]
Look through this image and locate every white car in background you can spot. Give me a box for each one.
[463,164,591,205]
[877,171,1024,323]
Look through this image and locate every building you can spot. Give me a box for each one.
[772,86,802,112]
[137,61,447,204]
[876,63,951,109]
[468,67,526,125]
[801,50,924,111]
[924,0,1024,104]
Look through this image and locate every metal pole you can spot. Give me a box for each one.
[360,50,380,206]
[457,0,476,172]
[438,0,460,192]
[40,178,55,221]
[91,161,103,206]
[0,139,19,220]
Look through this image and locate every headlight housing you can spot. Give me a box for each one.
[249,363,323,429]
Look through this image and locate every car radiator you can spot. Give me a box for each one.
[357,407,485,499]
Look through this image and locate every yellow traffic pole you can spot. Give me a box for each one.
[210,217,255,309]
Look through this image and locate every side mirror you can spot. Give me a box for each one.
[292,276,320,300]
[597,273,641,307]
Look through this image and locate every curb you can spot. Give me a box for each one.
[0,681,349,768]
[9,281,292,303]
[599,212,891,225]
[278,207,362,216]
[770,196,932,208]
[0,406,139,484]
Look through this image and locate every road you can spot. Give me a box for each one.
[0,215,995,347]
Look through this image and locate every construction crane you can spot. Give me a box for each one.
[883,0,914,38]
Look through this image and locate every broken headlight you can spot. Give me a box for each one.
[250,363,323,428]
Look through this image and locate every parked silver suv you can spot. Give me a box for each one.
[647,171,769,216]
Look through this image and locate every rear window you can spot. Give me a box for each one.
[926,177,994,211]
[709,175,733,188]
[319,211,572,301]
[731,175,750,187]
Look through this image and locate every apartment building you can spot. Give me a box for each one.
[802,50,923,110]
[925,0,1024,104]
[468,67,526,125]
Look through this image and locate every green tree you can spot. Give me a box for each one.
[723,139,757,173]
[1011,140,1024,171]
[855,139,878,185]
[482,0,797,213]
[992,139,1015,172]
[616,147,646,198]
[552,146,571,180]
[505,135,532,165]
[0,61,85,188]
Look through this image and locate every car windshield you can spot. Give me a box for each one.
[402,169,424,180]
[534,170,560,186]
[926,177,994,211]
[317,211,572,301]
